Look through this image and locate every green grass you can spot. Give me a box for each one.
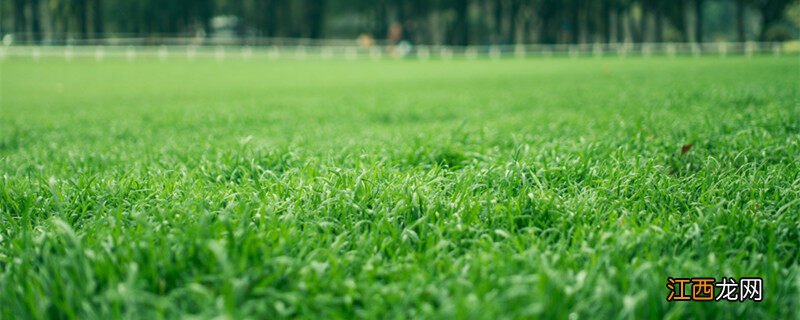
[1,56,799,319]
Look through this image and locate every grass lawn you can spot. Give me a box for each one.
[1,56,799,319]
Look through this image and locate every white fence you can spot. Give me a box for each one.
[0,41,793,62]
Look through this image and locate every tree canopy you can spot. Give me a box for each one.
[2,0,798,44]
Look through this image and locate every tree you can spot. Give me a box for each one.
[454,0,470,45]
[2,0,796,45]
[11,0,26,39]
[694,0,704,42]
[752,0,794,41]
[735,0,746,41]
[91,0,103,36]
[664,0,689,41]
[508,0,521,43]
[643,0,666,42]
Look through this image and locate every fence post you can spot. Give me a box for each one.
[126,46,136,62]
[515,45,526,59]
[490,46,501,60]
[666,43,676,58]
[440,47,453,60]
[95,46,105,61]
[294,46,307,60]
[616,43,627,59]
[417,46,430,61]
[465,47,478,60]
[370,47,382,60]
[642,43,652,57]
[64,45,74,62]
[215,46,225,61]
[593,43,603,58]
[344,47,356,60]
[321,47,333,59]
[242,46,253,60]
[569,45,578,59]
[186,46,196,60]
[745,42,754,58]
[159,46,169,62]
[269,47,280,60]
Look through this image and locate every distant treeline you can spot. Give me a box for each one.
[3,0,798,45]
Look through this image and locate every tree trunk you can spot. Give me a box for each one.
[635,6,645,43]
[307,0,326,38]
[616,7,625,43]
[538,1,556,44]
[92,0,103,37]
[454,0,469,45]
[508,0,520,44]
[77,0,88,38]
[491,0,501,43]
[735,0,745,42]
[654,3,663,42]
[570,1,580,44]
[264,0,275,37]
[30,0,42,41]
[602,1,611,44]
[374,0,387,39]
[673,0,688,42]
[694,0,703,43]
[12,0,26,40]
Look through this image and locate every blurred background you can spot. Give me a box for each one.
[1,0,799,46]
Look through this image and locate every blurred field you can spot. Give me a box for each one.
[1,56,799,318]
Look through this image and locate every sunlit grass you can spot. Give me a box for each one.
[1,56,798,319]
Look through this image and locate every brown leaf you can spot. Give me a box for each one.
[681,144,693,155]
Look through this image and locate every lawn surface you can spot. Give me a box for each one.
[1,56,799,319]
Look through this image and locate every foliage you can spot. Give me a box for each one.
[3,0,798,44]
